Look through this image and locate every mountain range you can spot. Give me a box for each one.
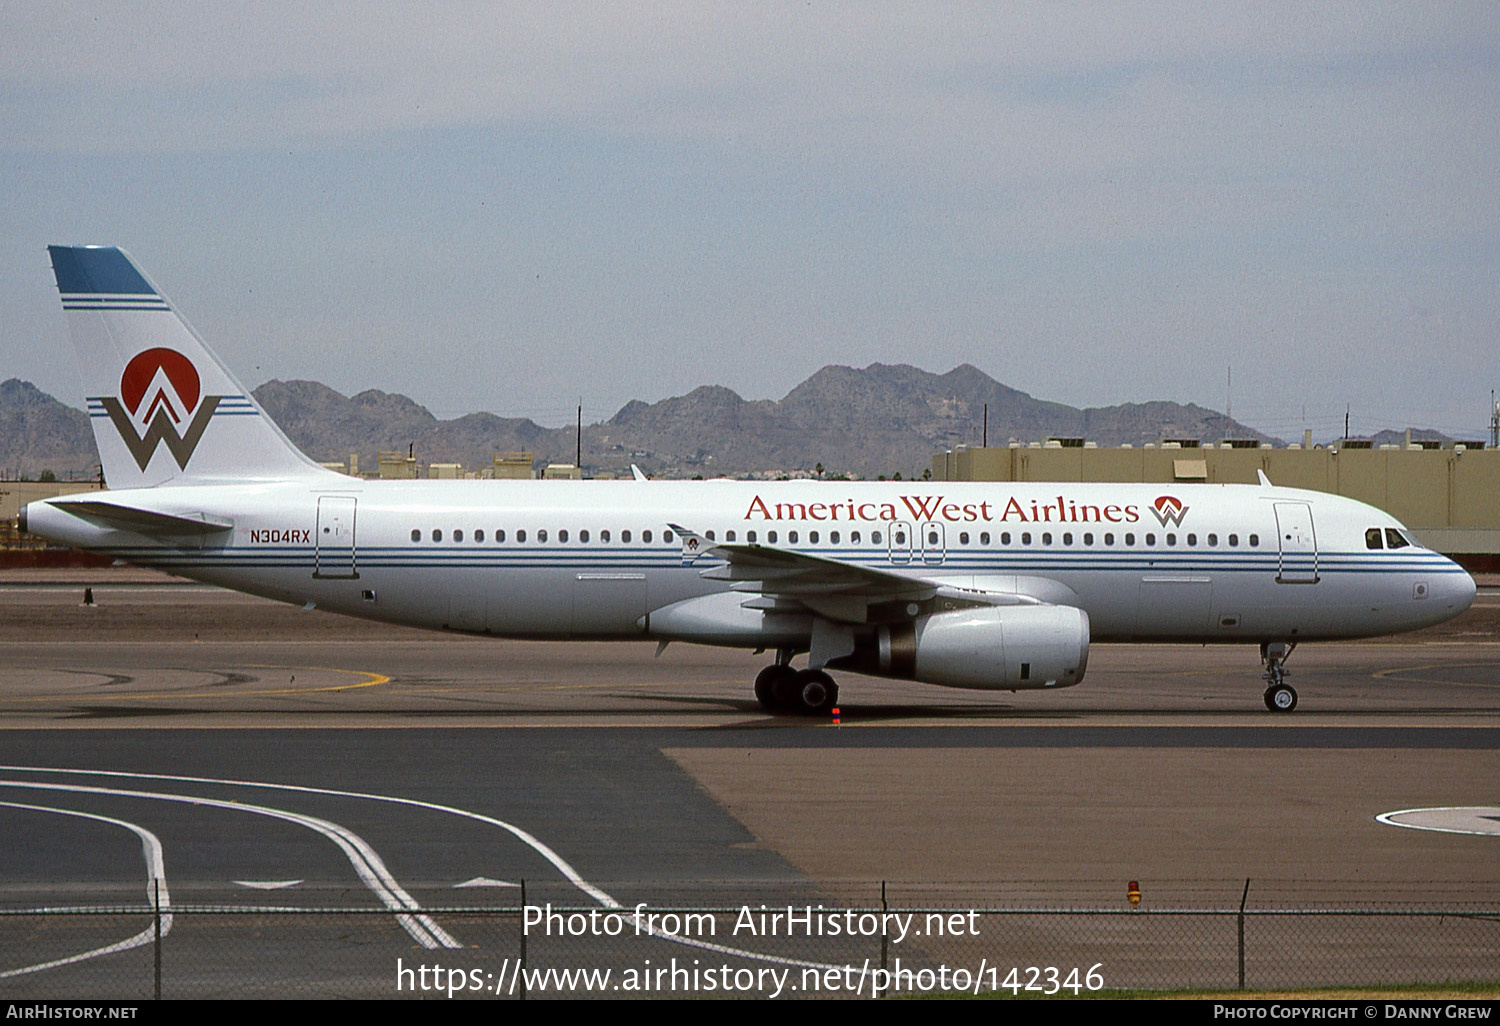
[0,362,1332,481]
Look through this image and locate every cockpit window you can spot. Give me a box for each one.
[1365,528,1384,550]
[1385,528,1410,550]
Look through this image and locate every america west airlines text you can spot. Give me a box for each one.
[743,494,1149,525]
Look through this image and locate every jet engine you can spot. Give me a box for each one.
[829,605,1089,690]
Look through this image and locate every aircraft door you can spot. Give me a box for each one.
[888,521,914,564]
[314,495,358,579]
[920,521,947,565]
[1274,502,1318,584]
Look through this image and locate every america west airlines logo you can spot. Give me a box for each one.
[1149,494,1189,527]
[97,348,224,471]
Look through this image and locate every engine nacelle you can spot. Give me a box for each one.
[830,605,1089,690]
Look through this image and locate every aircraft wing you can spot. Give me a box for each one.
[49,499,233,535]
[669,523,1042,625]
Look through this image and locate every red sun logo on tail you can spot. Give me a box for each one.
[1150,494,1189,527]
[98,348,222,471]
[121,348,201,425]
[122,345,202,426]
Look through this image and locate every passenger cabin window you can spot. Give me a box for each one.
[1207,533,1217,546]
[538,529,548,542]
[475,529,484,542]
[559,529,568,543]
[849,531,859,543]
[411,529,421,542]
[622,530,631,542]
[580,529,589,543]
[454,529,463,543]
[726,530,736,542]
[747,530,756,543]
[432,529,443,542]
[1021,532,1031,545]
[959,532,969,545]
[1042,532,1053,545]
[980,532,990,545]
[706,530,715,541]
[1227,534,1237,547]
[1001,532,1011,545]
[789,531,799,544]
[1249,534,1259,547]
[871,531,881,544]
[662,530,672,542]
[517,529,527,543]
[810,531,819,544]
[830,531,839,544]
[894,530,906,545]
[1385,528,1410,550]
[1145,532,1155,545]
[600,529,610,542]
[1063,532,1074,545]
[497,529,506,543]
[644,530,653,543]
[1187,533,1197,546]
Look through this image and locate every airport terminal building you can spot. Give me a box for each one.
[933,439,1500,571]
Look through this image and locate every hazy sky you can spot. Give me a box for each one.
[2,3,1497,441]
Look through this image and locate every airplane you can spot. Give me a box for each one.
[18,245,1478,715]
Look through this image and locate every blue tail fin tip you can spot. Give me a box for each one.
[48,245,156,296]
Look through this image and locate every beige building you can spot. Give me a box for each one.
[933,441,1500,565]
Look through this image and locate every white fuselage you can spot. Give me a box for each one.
[26,477,1476,646]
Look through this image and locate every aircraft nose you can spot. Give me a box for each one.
[1455,567,1477,611]
[1438,564,1477,614]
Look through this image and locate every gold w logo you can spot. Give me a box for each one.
[99,395,221,471]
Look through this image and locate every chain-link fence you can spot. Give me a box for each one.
[3,888,1497,999]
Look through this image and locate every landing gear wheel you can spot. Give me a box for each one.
[1259,641,1298,713]
[1264,683,1298,713]
[754,665,799,713]
[794,670,839,717]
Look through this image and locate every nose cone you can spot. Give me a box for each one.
[1443,564,1478,614]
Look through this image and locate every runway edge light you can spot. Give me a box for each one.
[1128,880,1141,908]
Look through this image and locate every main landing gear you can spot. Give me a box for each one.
[1261,641,1298,713]
[754,650,839,716]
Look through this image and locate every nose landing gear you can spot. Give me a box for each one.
[1261,641,1298,712]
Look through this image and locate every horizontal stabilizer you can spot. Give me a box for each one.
[51,499,232,535]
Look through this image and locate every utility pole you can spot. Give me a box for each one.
[983,403,988,448]
[576,401,582,470]
[1491,390,1498,450]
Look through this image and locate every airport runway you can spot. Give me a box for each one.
[1,571,1497,996]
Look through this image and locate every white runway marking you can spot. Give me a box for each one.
[0,765,846,973]
[455,877,519,889]
[0,778,459,950]
[1376,806,1500,836]
[0,800,171,979]
[233,880,302,890]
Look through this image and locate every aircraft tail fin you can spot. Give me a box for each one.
[47,245,335,488]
